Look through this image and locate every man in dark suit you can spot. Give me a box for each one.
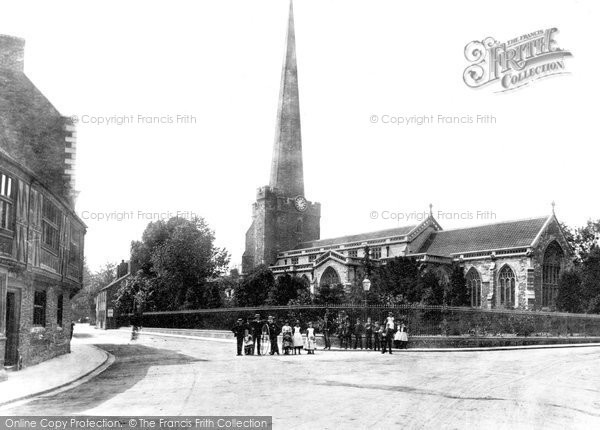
[231,318,247,356]
[267,315,280,355]
[251,313,264,355]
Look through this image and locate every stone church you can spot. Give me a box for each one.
[243,0,572,310]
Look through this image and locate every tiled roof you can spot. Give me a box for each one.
[295,225,416,250]
[417,217,549,256]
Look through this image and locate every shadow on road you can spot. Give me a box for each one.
[2,343,205,415]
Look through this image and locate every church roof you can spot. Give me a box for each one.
[295,225,416,250]
[417,216,549,256]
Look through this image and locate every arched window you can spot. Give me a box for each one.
[466,268,482,308]
[542,242,563,307]
[498,265,516,308]
[320,266,340,287]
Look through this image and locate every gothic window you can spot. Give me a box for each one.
[371,247,382,259]
[291,256,298,265]
[320,266,341,287]
[498,265,516,308]
[466,268,482,308]
[0,173,14,231]
[542,241,563,308]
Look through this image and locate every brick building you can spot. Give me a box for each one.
[0,34,85,381]
[243,1,573,311]
[95,260,132,330]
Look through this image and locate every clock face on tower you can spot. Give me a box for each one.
[294,195,308,212]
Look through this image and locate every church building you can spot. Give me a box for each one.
[242,1,572,311]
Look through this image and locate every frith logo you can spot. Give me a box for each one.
[463,28,572,92]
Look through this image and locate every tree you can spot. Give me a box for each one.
[563,220,600,263]
[266,274,306,305]
[375,257,421,303]
[447,264,469,306]
[422,270,444,305]
[580,247,600,312]
[71,261,115,322]
[122,216,230,311]
[556,270,583,313]
[234,265,274,307]
[314,283,346,305]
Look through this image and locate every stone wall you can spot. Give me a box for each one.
[16,280,72,367]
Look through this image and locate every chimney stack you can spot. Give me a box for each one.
[0,35,25,72]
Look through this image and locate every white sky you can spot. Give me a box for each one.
[1,0,598,271]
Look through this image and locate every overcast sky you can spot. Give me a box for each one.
[1,0,598,271]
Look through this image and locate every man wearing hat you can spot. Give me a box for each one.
[251,313,264,355]
[267,315,280,355]
[231,317,247,356]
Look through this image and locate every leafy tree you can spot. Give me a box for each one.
[422,270,444,305]
[563,220,600,263]
[581,247,600,310]
[374,257,421,303]
[234,265,274,307]
[314,283,346,305]
[556,270,583,313]
[114,272,154,314]
[447,264,469,306]
[71,261,115,322]
[266,274,306,305]
[118,216,229,311]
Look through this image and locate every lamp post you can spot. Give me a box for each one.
[362,278,371,321]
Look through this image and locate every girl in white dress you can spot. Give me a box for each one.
[305,321,316,354]
[281,321,293,355]
[293,321,303,355]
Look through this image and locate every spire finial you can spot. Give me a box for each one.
[429,203,433,217]
[551,201,556,215]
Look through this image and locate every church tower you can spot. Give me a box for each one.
[242,0,321,274]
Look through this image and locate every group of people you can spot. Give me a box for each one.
[231,311,409,356]
[334,312,409,354]
[231,313,317,356]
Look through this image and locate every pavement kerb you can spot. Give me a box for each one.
[0,346,115,407]
[135,330,600,353]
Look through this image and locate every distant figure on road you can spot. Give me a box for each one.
[130,313,142,341]
[267,315,280,355]
[398,321,409,349]
[282,320,293,355]
[293,320,303,355]
[231,318,247,356]
[353,318,364,349]
[322,309,331,350]
[305,321,316,354]
[373,321,381,351]
[365,317,373,350]
[251,314,263,355]
[244,332,254,355]
[381,319,393,354]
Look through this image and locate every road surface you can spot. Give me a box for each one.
[2,324,600,429]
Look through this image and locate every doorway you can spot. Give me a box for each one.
[4,290,20,366]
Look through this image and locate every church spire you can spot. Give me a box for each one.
[269,0,304,197]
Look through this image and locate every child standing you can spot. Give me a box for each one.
[394,325,402,349]
[282,320,293,355]
[305,321,316,354]
[373,321,381,351]
[244,331,254,355]
[293,320,303,355]
[398,321,409,349]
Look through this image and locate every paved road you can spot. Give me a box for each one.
[2,325,600,429]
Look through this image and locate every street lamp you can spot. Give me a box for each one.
[362,278,371,321]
